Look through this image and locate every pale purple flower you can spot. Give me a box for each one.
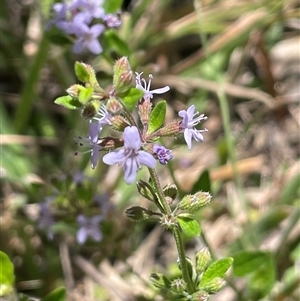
[73,23,104,54]
[153,144,173,164]
[38,198,55,240]
[75,121,102,168]
[178,105,208,149]
[76,214,103,244]
[103,126,156,184]
[79,0,105,22]
[104,14,121,28]
[135,72,170,100]
[92,104,112,126]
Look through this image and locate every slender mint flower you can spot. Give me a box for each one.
[103,126,156,184]
[75,121,102,168]
[76,214,103,244]
[178,105,208,149]
[135,72,170,100]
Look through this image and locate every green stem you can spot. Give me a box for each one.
[148,167,193,294]
[14,33,49,133]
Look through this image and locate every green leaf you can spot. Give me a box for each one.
[103,0,123,13]
[0,251,15,286]
[54,95,82,110]
[191,169,211,194]
[103,30,130,56]
[42,287,66,301]
[278,173,300,205]
[147,100,166,134]
[200,257,233,287]
[233,250,269,277]
[74,61,90,82]
[121,88,144,110]
[177,215,201,237]
[249,253,275,298]
[78,86,94,105]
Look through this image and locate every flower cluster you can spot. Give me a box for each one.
[56,58,207,185]
[49,0,121,54]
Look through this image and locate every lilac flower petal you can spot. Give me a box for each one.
[137,151,156,168]
[91,145,100,169]
[91,215,104,224]
[103,149,125,165]
[87,39,102,54]
[123,126,141,150]
[123,158,139,184]
[77,228,87,244]
[184,129,193,149]
[73,40,85,53]
[90,24,105,37]
[90,229,102,241]
[77,214,87,225]
[149,86,170,95]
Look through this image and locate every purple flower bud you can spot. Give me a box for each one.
[153,144,173,164]
[104,14,121,28]
[76,214,103,244]
[178,105,208,149]
[135,72,170,100]
[102,126,156,184]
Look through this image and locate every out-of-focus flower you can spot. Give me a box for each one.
[75,121,102,168]
[153,144,173,164]
[73,24,105,54]
[103,126,156,184]
[135,72,170,100]
[178,105,208,149]
[76,214,103,244]
[104,14,121,28]
[37,198,55,239]
[48,0,120,54]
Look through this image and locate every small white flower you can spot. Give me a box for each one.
[135,72,170,100]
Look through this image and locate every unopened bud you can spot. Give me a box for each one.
[170,278,186,292]
[158,120,181,137]
[106,97,123,114]
[163,184,178,200]
[137,180,158,202]
[138,99,152,126]
[67,84,82,97]
[190,291,209,301]
[113,57,133,92]
[75,62,100,88]
[196,248,211,274]
[200,277,226,293]
[81,100,101,119]
[125,206,154,222]
[98,137,123,150]
[150,273,171,289]
[110,115,130,132]
[179,191,211,212]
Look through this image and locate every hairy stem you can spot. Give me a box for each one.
[148,167,193,294]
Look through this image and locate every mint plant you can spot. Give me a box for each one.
[53,57,233,300]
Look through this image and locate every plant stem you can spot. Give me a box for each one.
[148,167,194,294]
